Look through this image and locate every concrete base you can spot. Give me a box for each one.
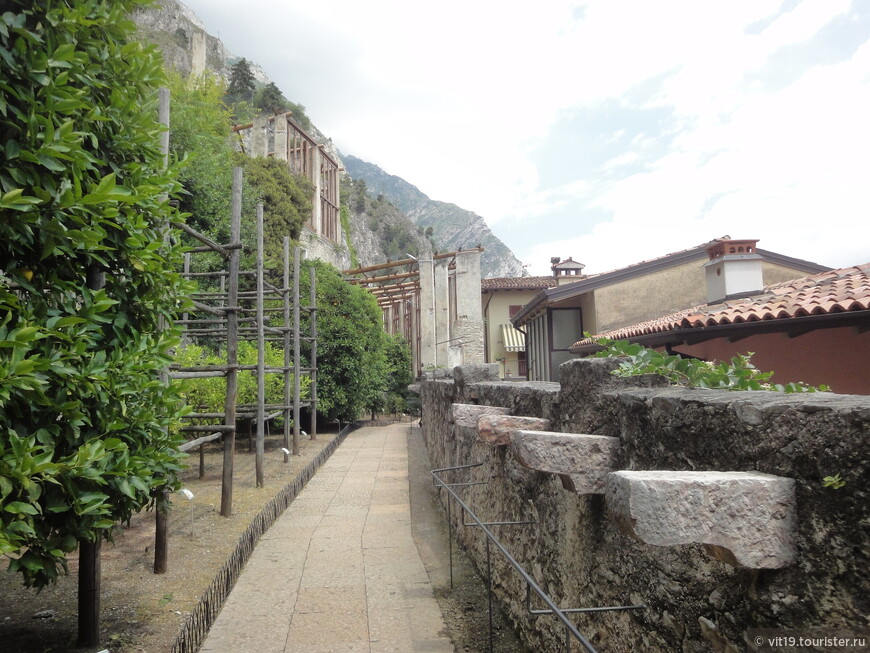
[606,470,797,569]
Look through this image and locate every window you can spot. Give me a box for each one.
[550,308,582,351]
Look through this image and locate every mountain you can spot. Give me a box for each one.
[342,155,525,278]
[133,0,524,278]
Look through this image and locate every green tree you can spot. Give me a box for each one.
[256,81,289,116]
[0,0,188,592]
[225,57,255,105]
[300,261,388,422]
[372,333,414,417]
[239,155,314,270]
[167,71,235,241]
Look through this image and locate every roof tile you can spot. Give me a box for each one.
[572,263,870,349]
[481,275,555,291]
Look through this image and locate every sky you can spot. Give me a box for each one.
[181,0,869,276]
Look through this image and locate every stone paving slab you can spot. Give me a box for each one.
[200,424,454,653]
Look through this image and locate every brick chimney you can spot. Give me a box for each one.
[703,238,763,304]
[551,257,586,286]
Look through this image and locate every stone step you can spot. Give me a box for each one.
[606,470,797,569]
[450,402,509,428]
[477,414,550,446]
[512,430,620,493]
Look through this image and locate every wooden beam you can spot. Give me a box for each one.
[349,270,419,285]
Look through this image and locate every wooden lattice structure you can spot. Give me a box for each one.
[266,113,341,243]
[344,248,484,377]
[172,169,318,516]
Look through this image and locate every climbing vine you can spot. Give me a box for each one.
[589,336,828,393]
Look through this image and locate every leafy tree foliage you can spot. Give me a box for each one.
[225,57,255,105]
[238,155,313,271]
[255,81,289,116]
[167,71,235,241]
[172,342,310,421]
[300,261,389,422]
[372,334,414,416]
[0,0,188,588]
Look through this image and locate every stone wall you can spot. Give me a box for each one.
[417,360,869,652]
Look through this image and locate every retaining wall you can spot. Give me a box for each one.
[417,360,869,652]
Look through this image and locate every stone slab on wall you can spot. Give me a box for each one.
[512,430,620,494]
[477,415,550,446]
[416,359,870,653]
[607,470,797,569]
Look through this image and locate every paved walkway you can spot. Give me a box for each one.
[201,424,454,653]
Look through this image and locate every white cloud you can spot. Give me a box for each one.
[182,0,870,274]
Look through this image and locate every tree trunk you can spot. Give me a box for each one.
[77,538,101,647]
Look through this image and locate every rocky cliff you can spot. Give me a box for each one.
[342,155,525,278]
[133,0,523,277]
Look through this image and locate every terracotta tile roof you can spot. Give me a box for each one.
[571,263,870,350]
[481,276,555,291]
[512,238,830,326]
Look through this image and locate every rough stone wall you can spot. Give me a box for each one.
[417,360,869,652]
[299,227,350,270]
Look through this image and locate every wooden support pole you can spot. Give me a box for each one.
[309,264,318,440]
[293,246,301,454]
[221,167,242,517]
[77,538,101,647]
[283,236,292,461]
[153,488,169,575]
[255,203,265,488]
[153,86,172,576]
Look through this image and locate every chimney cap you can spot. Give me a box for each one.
[706,238,760,261]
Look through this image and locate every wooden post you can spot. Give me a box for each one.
[77,538,101,647]
[153,86,171,574]
[153,488,169,575]
[309,264,318,440]
[78,166,116,638]
[293,246,301,454]
[221,167,242,517]
[255,203,265,487]
[283,236,292,461]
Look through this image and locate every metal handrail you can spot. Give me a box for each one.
[432,463,645,653]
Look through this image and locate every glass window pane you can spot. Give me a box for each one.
[551,309,582,350]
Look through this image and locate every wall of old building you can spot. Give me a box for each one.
[593,260,707,333]
[591,258,826,335]
[416,360,868,652]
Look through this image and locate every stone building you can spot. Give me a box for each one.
[345,249,485,377]
[235,112,347,269]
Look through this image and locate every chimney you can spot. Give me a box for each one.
[551,256,586,286]
[703,238,763,304]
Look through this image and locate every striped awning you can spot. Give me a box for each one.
[500,324,525,352]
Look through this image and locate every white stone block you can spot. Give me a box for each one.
[606,470,796,569]
[450,403,509,428]
[512,430,620,494]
